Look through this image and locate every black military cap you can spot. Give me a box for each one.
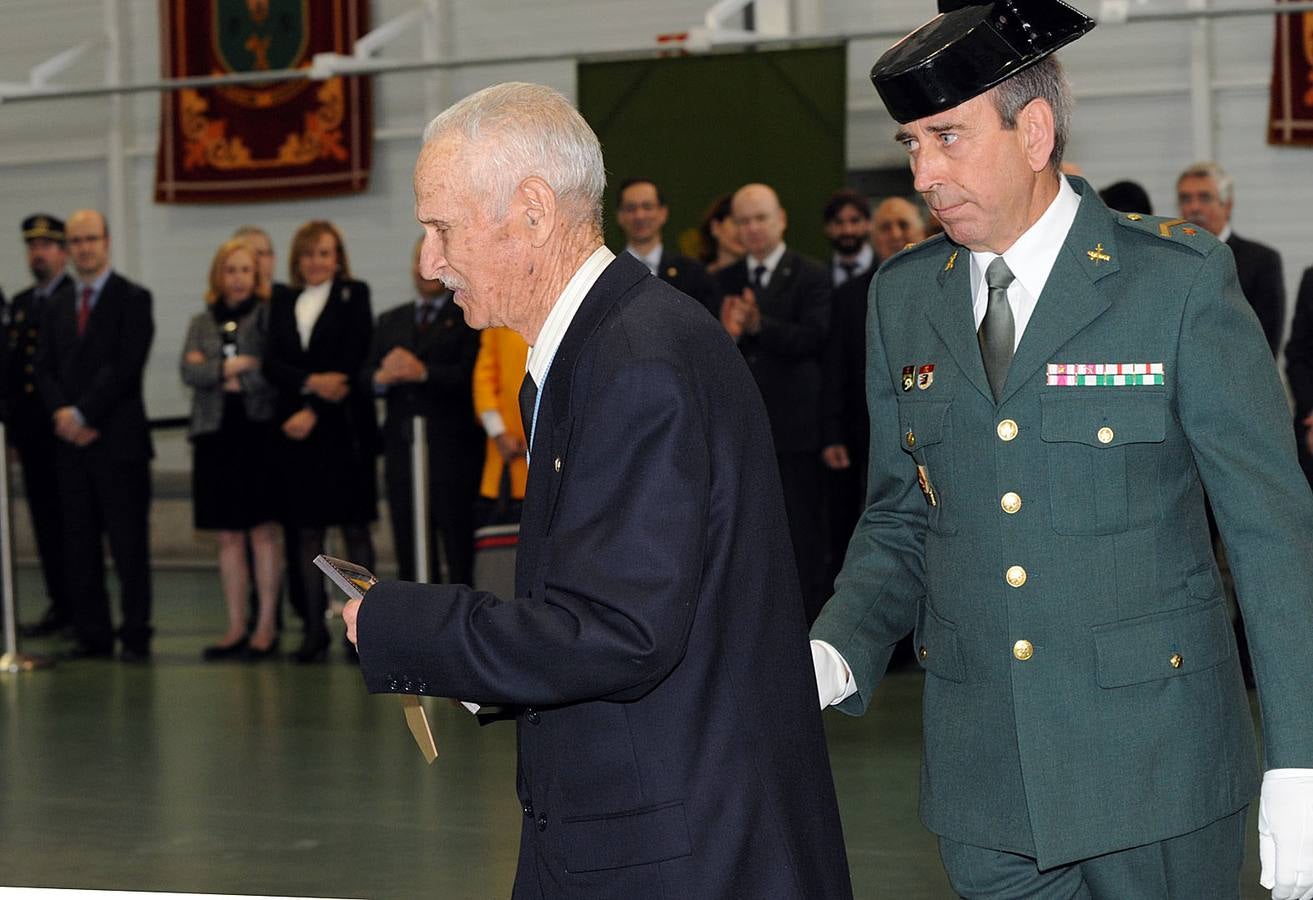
[22,213,65,243]
[871,0,1096,124]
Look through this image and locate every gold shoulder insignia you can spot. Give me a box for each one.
[1114,212,1214,256]
[1126,213,1143,221]
[1156,217,1187,238]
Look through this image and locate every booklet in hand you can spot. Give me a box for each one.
[315,554,438,765]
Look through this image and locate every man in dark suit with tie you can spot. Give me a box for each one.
[34,209,154,661]
[613,176,719,315]
[3,214,74,637]
[343,82,851,900]
[716,183,832,621]
[366,237,483,584]
[1177,161,1285,355]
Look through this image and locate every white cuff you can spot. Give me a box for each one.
[810,639,857,709]
[480,410,506,438]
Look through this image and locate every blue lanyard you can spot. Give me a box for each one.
[526,349,556,468]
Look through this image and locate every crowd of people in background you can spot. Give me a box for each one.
[0,156,1308,670]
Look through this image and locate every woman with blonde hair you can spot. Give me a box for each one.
[181,237,282,660]
[263,220,378,662]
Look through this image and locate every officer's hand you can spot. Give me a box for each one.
[1259,769,1313,900]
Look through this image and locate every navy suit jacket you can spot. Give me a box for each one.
[357,253,851,899]
[1227,232,1284,355]
[33,270,154,462]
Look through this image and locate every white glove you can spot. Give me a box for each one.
[1259,768,1313,900]
[810,640,856,709]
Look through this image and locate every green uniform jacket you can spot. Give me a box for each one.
[811,178,1313,869]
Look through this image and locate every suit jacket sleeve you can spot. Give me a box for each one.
[1251,245,1286,355]
[754,263,831,358]
[1285,267,1313,416]
[1178,245,1313,769]
[78,282,154,426]
[357,358,709,707]
[809,269,926,713]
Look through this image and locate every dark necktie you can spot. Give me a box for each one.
[77,286,93,338]
[518,372,538,446]
[978,256,1016,402]
[839,262,857,285]
[417,301,436,331]
[751,264,768,294]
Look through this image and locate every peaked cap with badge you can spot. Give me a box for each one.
[22,213,65,244]
[813,0,1313,889]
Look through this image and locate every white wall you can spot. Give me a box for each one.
[2,0,1308,472]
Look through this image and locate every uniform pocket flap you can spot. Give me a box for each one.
[1039,393,1167,447]
[561,800,692,873]
[1092,600,1233,688]
[898,400,950,452]
[915,603,966,683]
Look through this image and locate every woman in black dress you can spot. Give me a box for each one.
[263,220,378,662]
[181,238,282,660]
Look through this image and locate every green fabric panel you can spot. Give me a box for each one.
[578,46,846,262]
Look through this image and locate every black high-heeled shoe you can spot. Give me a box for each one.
[202,638,249,661]
[291,630,329,664]
[242,636,281,661]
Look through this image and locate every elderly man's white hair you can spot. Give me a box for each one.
[422,82,605,234]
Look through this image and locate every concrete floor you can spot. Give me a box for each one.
[0,567,1269,898]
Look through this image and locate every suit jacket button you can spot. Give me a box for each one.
[918,645,929,661]
[1000,492,1021,514]
[1169,653,1183,669]
[553,457,562,473]
[997,419,1019,441]
[1006,565,1027,588]
[1013,639,1034,661]
[523,803,534,817]
[536,816,548,832]
[526,708,540,724]
[388,678,399,690]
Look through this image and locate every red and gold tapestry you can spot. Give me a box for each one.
[1269,0,1313,146]
[155,0,372,203]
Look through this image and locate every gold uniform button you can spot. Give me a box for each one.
[1013,640,1034,661]
[905,430,916,448]
[1169,653,1183,669]
[918,645,928,661]
[1000,492,1021,514]
[1097,426,1114,444]
[997,419,1018,441]
[1006,565,1027,588]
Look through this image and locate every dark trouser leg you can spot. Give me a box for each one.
[776,451,826,625]
[16,434,68,622]
[824,464,862,589]
[56,451,112,650]
[1078,806,1246,899]
[95,459,152,650]
[281,520,304,623]
[297,525,328,639]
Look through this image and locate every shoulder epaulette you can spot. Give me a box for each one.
[1113,213,1216,256]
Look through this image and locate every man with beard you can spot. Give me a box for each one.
[3,214,74,637]
[823,188,875,288]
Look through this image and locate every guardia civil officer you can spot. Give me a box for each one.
[810,1,1313,896]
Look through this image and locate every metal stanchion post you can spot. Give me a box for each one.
[0,421,54,672]
[411,415,431,584]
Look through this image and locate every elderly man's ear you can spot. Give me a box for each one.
[517,176,556,248]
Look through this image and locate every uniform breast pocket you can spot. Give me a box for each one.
[898,399,956,535]
[1039,392,1167,534]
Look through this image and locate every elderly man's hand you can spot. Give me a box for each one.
[342,598,362,646]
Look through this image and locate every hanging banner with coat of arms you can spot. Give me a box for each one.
[1269,0,1313,146]
[155,0,372,203]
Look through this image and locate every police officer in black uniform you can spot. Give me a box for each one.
[3,214,73,636]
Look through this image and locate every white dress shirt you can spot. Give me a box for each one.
[294,280,332,350]
[625,243,662,275]
[745,242,788,289]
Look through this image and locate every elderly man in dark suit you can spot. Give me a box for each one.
[366,237,483,585]
[716,183,832,621]
[1177,161,1285,355]
[3,214,74,638]
[812,1,1313,897]
[343,82,851,900]
[34,209,154,661]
